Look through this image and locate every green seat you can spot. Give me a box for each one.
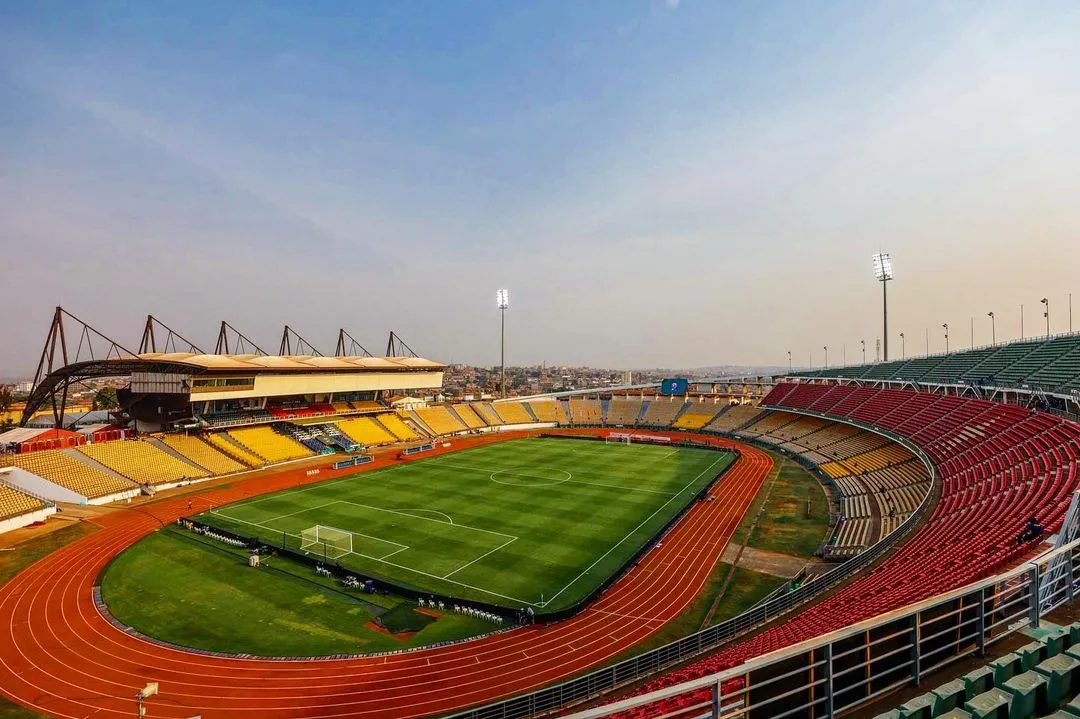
[1035,652,1080,706]
[1067,621,1080,649]
[938,710,973,719]
[1066,691,1080,716]
[965,666,996,698]
[965,687,1012,719]
[990,653,1023,685]
[1046,628,1068,658]
[1017,642,1049,671]
[899,693,934,719]
[1001,670,1048,718]
[872,711,901,719]
[932,678,969,712]
[1046,711,1080,718]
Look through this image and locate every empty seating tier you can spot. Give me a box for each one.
[605,399,642,425]
[793,335,1080,395]
[673,402,725,429]
[414,406,467,435]
[704,405,764,432]
[227,427,314,463]
[611,383,1080,718]
[336,417,398,446]
[640,400,683,426]
[569,399,602,425]
[526,400,568,423]
[160,435,247,475]
[378,413,421,441]
[451,404,487,429]
[204,433,264,467]
[0,484,46,521]
[12,450,136,499]
[473,403,504,426]
[492,401,534,425]
[78,441,209,486]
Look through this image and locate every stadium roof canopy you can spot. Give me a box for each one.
[22,353,446,426]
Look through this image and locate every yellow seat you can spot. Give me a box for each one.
[378,413,420,441]
[525,400,568,423]
[205,433,264,467]
[414,406,467,435]
[227,427,314,463]
[337,417,397,446]
[160,435,247,475]
[0,483,46,521]
[12,449,137,499]
[452,404,488,429]
[569,399,602,424]
[673,403,724,429]
[79,441,209,486]
[492,402,534,425]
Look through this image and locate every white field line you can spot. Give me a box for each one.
[539,452,731,608]
[396,508,454,524]
[431,461,680,496]
[441,536,518,580]
[207,510,538,607]
[335,501,516,540]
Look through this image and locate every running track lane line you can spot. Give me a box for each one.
[0,430,770,719]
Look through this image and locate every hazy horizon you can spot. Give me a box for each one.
[3,1,1079,376]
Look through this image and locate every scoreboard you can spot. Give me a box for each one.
[659,378,689,396]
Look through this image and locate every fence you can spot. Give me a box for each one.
[558,536,1080,719]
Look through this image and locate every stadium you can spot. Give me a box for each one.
[3,300,1080,719]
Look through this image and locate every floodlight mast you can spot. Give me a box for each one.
[873,252,894,361]
[497,289,509,399]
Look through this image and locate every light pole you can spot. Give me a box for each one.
[496,289,509,398]
[873,252,894,361]
[1042,297,1050,337]
[988,312,996,345]
[787,351,792,372]
[899,332,905,359]
[943,323,950,354]
[824,345,829,369]
[860,339,866,364]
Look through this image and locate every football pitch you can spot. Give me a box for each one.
[198,438,736,611]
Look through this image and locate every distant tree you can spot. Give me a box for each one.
[93,387,119,411]
[0,385,12,415]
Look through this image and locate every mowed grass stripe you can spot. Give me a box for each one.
[198,438,735,610]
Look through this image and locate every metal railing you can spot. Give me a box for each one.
[448,415,940,719]
[561,537,1080,719]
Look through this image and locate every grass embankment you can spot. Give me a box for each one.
[101,525,493,657]
[613,453,829,660]
[0,521,99,719]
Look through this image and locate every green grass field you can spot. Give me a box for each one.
[100,526,494,656]
[197,438,735,611]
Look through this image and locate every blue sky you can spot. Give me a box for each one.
[2,1,1079,373]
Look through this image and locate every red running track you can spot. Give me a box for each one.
[0,430,771,719]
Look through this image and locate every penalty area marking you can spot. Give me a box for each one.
[394,508,455,524]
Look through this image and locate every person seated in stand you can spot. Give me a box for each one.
[1017,516,1044,544]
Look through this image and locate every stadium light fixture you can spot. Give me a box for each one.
[496,289,509,398]
[942,323,950,354]
[899,332,905,359]
[787,351,792,372]
[988,312,996,346]
[861,339,866,365]
[873,252,894,361]
[823,345,828,369]
[1042,297,1050,337]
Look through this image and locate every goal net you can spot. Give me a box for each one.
[605,434,631,445]
[300,525,353,560]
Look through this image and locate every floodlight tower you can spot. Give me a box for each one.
[873,252,894,361]
[496,289,509,398]
[1042,297,1050,337]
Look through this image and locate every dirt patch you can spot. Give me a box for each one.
[363,620,417,642]
[720,544,807,578]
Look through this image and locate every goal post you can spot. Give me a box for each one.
[605,434,631,445]
[300,525,353,560]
